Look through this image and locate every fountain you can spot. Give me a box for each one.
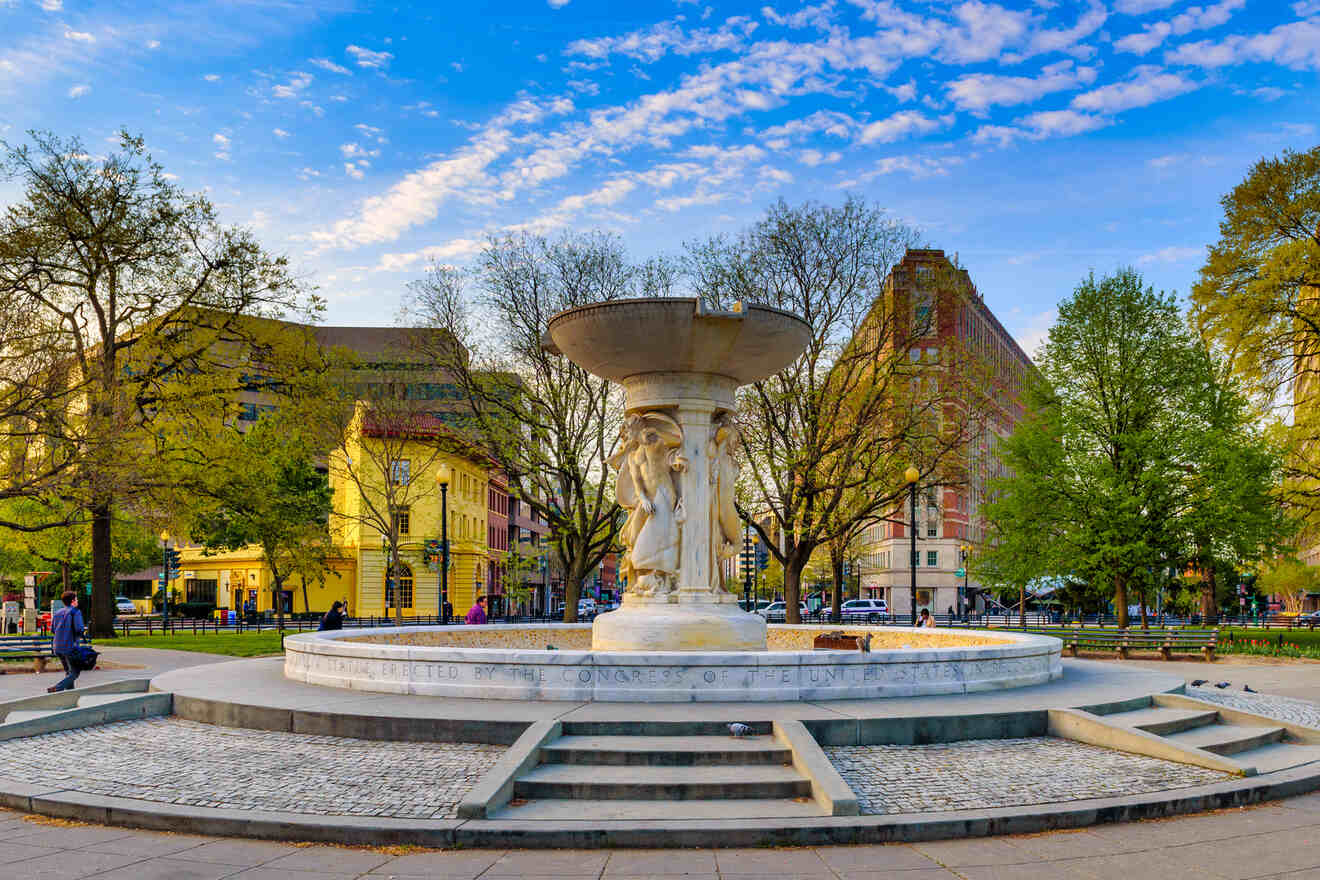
[283,298,1062,700]
[541,297,811,652]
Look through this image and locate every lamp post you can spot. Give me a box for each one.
[905,465,920,626]
[437,464,451,625]
[959,542,970,621]
[742,524,753,611]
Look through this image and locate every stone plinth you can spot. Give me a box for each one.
[283,626,1064,702]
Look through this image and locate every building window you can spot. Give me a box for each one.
[392,506,410,536]
[927,550,938,568]
[385,564,414,610]
[186,579,217,604]
[927,520,938,538]
[391,459,410,486]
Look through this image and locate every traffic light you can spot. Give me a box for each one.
[162,547,181,581]
[423,539,441,566]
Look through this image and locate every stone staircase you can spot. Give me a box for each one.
[1065,694,1320,775]
[0,681,170,740]
[493,721,829,820]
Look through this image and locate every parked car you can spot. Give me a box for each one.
[757,601,807,622]
[840,598,890,623]
[115,596,138,616]
[577,598,597,619]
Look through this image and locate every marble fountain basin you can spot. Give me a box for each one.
[283,625,1063,702]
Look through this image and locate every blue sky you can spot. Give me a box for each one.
[1,0,1316,353]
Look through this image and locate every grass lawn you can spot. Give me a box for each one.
[92,631,286,657]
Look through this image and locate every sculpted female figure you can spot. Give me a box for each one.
[709,414,742,598]
[612,413,686,599]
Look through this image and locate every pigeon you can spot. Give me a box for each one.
[728,722,753,738]
[1191,679,1208,687]
[856,633,873,653]
[1243,684,1257,693]
[1215,681,1231,689]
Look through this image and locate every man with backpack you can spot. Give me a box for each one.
[48,590,86,693]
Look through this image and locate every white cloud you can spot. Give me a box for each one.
[1166,19,1320,70]
[63,29,94,42]
[67,83,88,98]
[798,148,842,166]
[1137,245,1203,264]
[837,154,964,183]
[1011,308,1056,358]
[272,71,312,99]
[1012,1,1107,61]
[886,79,917,102]
[1295,0,1320,13]
[946,60,1097,114]
[213,133,230,148]
[273,128,290,138]
[565,16,758,63]
[340,142,380,159]
[1115,0,1179,12]
[857,110,940,144]
[354,123,387,142]
[655,189,728,211]
[761,2,837,30]
[310,57,352,75]
[203,73,220,82]
[346,45,394,69]
[1251,86,1287,100]
[548,0,571,7]
[1115,0,1245,55]
[939,1,1032,64]
[146,40,160,49]
[40,0,62,10]
[1070,66,1199,113]
[376,239,484,272]
[975,109,1109,145]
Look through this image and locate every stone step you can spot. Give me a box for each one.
[1232,742,1320,774]
[494,797,826,821]
[1164,722,1286,756]
[514,764,812,801]
[561,720,774,738]
[1108,706,1219,736]
[74,694,146,708]
[542,734,792,766]
[2,710,60,724]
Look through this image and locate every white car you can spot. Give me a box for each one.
[577,598,597,618]
[757,601,807,622]
[114,597,138,616]
[840,598,890,623]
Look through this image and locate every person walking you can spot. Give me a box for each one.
[318,601,345,631]
[918,608,936,628]
[465,595,487,626]
[47,591,85,693]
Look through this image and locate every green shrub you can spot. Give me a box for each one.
[171,602,216,620]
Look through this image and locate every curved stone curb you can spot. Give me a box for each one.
[283,625,1063,702]
[2,762,1318,849]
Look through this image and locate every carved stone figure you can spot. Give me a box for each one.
[612,412,686,599]
[709,413,742,598]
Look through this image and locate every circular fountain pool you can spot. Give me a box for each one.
[283,625,1062,702]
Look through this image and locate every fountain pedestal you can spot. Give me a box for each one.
[544,299,811,652]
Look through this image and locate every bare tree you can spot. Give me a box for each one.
[405,233,670,622]
[687,198,990,623]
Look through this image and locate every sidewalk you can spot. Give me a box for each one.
[2,795,1317,879]
[0,645,230,701]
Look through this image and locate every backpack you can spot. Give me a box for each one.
[73,644,99,671]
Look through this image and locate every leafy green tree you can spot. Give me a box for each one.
[981,270,1233,627]
[0,131,319,636]
[1191,145,1320,534]
[190,415,333,632]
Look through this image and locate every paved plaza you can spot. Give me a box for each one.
[2,796,1320,880]
[0,718,504,820]
[826,737,1228,815]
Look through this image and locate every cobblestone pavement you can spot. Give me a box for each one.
[0,718,504,819]
[826,737,1229,815]
[1187,685,1320,729]
[3,796,1320,879]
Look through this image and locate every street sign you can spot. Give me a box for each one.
[955,568,965,578]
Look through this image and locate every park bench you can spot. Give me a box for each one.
[0,635,55,671]
[1054,628,1218,661]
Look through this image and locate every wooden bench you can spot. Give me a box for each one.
[1053,628,1217,661]
[0,635,56,671]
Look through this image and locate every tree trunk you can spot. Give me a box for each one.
[1201,564,1218,623]
[562,557,583,624]
[1018,582,1026,628]
[60,561,71,594]
[784,554,805,624]
[1115,572,1129,628]
[830,555,843,624]
[1139,587,1149,629]
[89,500,115,638]
[272,568,286,633]
[301,575,310,615]
[391,540,403,626]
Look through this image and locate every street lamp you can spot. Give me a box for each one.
[905,465,920,626]
[742,524,753,612]
[437,464,451,625]
[959,542,971,621]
